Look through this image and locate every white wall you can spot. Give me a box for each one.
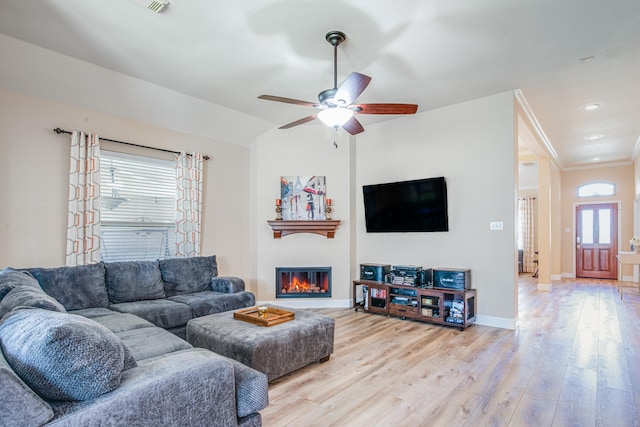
[0,89,252,285]
[0,34,271,146]
[251,92,518,327]
[356,91,517,326]
[251,125,354,306]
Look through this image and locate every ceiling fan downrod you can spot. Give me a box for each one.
[325,30,346,90]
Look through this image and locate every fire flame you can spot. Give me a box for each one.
[290,277,313,291]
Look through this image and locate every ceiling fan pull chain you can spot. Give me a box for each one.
[333,127,339,148]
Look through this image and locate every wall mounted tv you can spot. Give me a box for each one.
[363,176,449,233]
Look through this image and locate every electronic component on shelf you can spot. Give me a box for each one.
[360,263,391,282]
[433,268,471,290]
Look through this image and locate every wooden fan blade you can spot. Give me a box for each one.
[334,72,372,105]
[354,103,419,114]
[258,95,319,108]
[342,116,365,135]
[279,114,318,129]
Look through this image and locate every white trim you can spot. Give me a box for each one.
[514,89,563,170]
[257,299,352,309]
[564,160,632,172]
[632,133,640,162]
[260,300,518,331]
[476,315,516,330]
[562,272,576,278]
[538,282,552,291]
[551,274,562,281]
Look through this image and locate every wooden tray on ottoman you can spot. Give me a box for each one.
[233,306,295,327]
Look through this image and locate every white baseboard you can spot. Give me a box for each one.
[551,274,562,281]
[260,300,517,331]
[561,273,576,278]
[257,299,352,309]
[475,315,516,330]
[538,282,552,291]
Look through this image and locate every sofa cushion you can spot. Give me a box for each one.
[110,299,193,329]
[104,260,166,304]
[224,356,270,418]
[169,291,255,317]
[138,348,268,419]
[0,286,66,319]
[115,326,192,361]
[159,255,218,296]
[0,267,42,300]
[0,348,54,427]
[0,308,136,401]
[88,312,155,334]
[27,263,109,310]
[69,307,116,318]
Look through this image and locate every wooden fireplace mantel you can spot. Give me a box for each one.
[267,220,341,239]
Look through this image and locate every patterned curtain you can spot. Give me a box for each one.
[66,132,101,266]
[518,197,536,273]
[175,151,203,257]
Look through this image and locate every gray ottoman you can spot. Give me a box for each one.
[186,306,335,381]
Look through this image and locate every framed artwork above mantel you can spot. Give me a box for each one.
[269,176,339,238]
[280,176,327,221]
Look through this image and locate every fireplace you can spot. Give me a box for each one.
[276,267,331,298]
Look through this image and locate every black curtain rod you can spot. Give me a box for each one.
[53,128,210,160]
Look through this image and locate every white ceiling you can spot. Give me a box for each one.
[1,0,639,169]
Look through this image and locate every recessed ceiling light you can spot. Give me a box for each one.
[593,157,600,161]
[584,104,600,111]
[585,134,604,140]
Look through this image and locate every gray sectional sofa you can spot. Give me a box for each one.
[0,256,269,427]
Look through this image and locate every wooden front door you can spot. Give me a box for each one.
[576,203,618,279]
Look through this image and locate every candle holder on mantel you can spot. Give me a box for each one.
[325,198,333,220]
[275,199,283,220]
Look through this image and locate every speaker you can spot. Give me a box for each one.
[419,268,433,287]
[360,263,391,282]
[433,268,471,290]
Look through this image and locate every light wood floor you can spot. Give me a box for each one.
[261,276,640,427]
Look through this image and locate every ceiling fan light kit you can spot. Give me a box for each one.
[317,108,354,127]
[258,30,418,137]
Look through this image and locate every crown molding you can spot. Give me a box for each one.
[514,89,563,170]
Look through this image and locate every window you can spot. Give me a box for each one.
[577,181,615,198]
[100,151,177,262]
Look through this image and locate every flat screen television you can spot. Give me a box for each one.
[363,177,449,232]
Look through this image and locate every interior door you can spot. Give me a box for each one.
[576,203,618,279]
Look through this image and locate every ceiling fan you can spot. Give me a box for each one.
[258,30,418,135]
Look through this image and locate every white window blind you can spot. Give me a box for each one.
[100,150,177,262]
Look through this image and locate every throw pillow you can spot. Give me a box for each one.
[0,268,41,300]
[104,260,166,304]
[0,286,66,320]
[159,256,218,296]
[0,308,137,401]
[27,263,109,310]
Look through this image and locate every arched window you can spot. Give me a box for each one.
[577,181,616,198]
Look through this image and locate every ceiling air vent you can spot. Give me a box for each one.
[133,0,169,13]
[148,1,169,12]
